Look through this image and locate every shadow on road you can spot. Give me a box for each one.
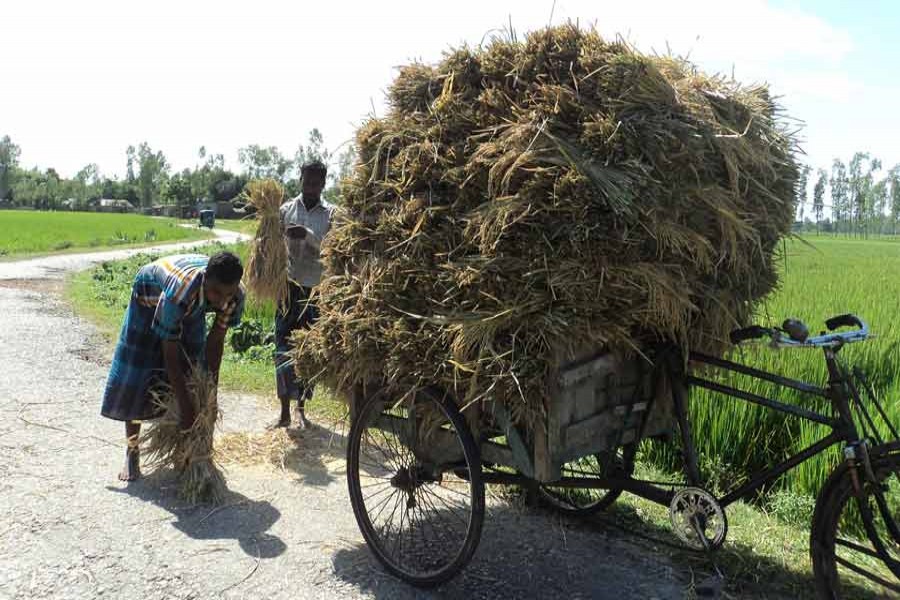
[107,470,286,558]
[331,495,883,600]
[330,500,684,600]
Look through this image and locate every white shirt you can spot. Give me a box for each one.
[279,197,334,288]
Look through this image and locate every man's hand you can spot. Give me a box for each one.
[286,225,307,240]
[206,325,227,381]
[162,339,194,432]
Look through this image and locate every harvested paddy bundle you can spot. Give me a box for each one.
[290,25,799,429]
[142,367,226,504]
[245,179,288,304]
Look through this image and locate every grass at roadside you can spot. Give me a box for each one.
[213,218,258,235]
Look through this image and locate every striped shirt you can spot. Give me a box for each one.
[280,197,335,288]
[137,254,245,340]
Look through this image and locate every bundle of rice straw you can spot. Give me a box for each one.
[289,25,799,430]
[245,179,288,304]
[142,367,226,504]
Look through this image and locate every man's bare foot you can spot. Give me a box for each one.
[118,449,141,482]
[268,415,291,429]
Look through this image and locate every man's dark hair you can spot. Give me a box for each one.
[206,251,243,285]
[301,160,328,180]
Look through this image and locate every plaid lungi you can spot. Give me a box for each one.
[274,282,318,402]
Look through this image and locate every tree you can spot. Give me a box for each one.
[125,145,137,183]
[208,170,246,202]
[238,144,292,181]
[100,176,138,205]
[43,168,62,210]
[0,135,21,167]
[871,179,888,235]
[74,163,101,209]
[866,159,883,236]
[164,169,194,213]
[847,153,881,238]
[830,160,849,236]
[889,166,900,236]
[813,169,827,235]
[134,142,170,208]
[847,153,869,236]
[0,135,22,201]
[11,167,65,210]
[796,165,811,222]
[191,147,225,202]
[323,145,357,205]
[293,128,332,169]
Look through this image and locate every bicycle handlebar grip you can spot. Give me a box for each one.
[730,325,770,345]
[825,314,863,331]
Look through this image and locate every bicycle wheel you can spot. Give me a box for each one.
[347,389,485,587]
[811,448,900,599]
[539,446,635,515]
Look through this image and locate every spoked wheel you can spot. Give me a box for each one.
[811,448,900,599]
[539,445,635,515]
[347,389,485,587]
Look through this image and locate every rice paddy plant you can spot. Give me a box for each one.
[0,210,208,256]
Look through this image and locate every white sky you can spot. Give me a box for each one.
[2,0,894,180]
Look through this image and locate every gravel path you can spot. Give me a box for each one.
[0,235,689,600]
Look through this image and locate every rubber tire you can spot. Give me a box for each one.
[810,449,900,599]
[347,390,485,587]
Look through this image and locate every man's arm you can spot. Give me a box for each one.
[208,291,245,378]
[162,339,195,430]
[206,325,227,380]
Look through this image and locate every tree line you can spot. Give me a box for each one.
[797,153,900,237]
[3,132,896,237]
[0,131,354,212]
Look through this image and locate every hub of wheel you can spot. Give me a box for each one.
[390,466,417,492]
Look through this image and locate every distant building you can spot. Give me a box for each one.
[94,198,135,213]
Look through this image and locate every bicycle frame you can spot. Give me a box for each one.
[684,347,859,508]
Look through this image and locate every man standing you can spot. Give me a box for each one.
[102,251,245,481]
[274,160,334,428]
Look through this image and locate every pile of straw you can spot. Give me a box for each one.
[245,179,288,305]
[142,367,226,504]
[289,25,799,428]
[217,429,294,470]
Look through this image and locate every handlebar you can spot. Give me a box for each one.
[825,314,864,332]
[729,325,772,345]
[729,314,869,349]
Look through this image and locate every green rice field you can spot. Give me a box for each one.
[645,236,900,501]
[0,210,211,257]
